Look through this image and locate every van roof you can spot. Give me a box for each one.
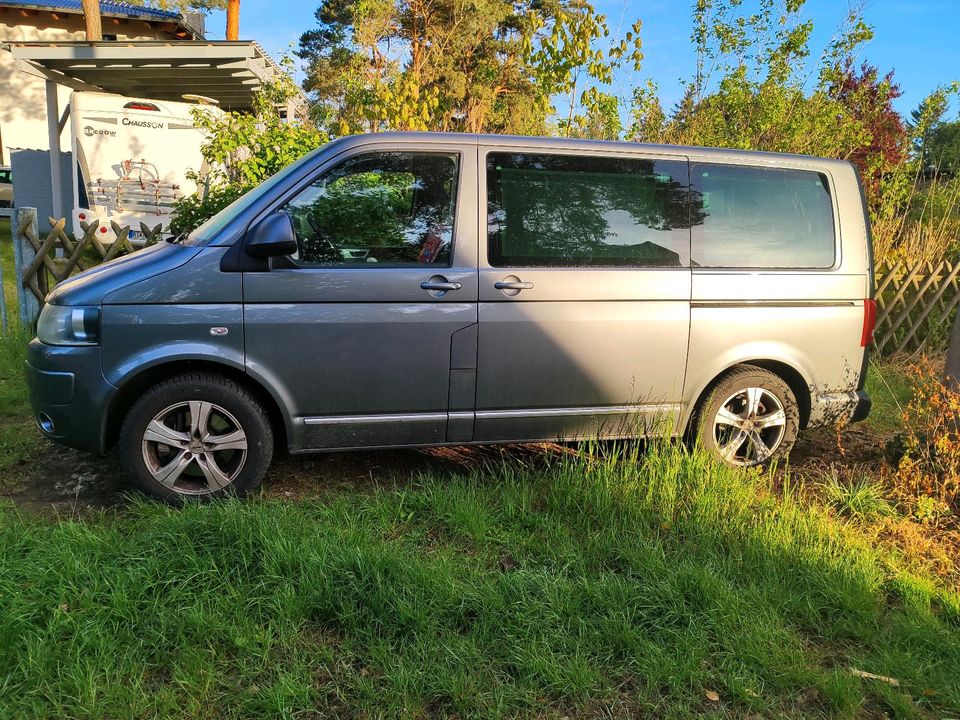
[331,131,853,170]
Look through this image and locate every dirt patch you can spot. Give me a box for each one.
[0,436,567,514]
[789,423,891,469]
[0,411,897,515]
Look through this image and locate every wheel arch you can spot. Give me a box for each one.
[104,359,289,452]
[686,359,812,434]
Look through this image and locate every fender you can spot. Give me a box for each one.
[682,340,817,429]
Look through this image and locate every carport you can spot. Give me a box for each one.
[6,40,294,219]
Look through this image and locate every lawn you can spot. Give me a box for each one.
[0,320,956,718]
[0,216,18,328]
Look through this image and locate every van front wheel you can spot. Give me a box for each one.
[695,367,799,467]
[118,373,274,503]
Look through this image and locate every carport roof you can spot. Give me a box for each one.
[6,40,289,110]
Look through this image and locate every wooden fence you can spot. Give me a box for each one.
[874,259,960,356]
[5,206,960,355]
[10,207,163,327]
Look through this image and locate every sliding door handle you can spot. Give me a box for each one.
[494,281,534,290]
[420,281,462,291]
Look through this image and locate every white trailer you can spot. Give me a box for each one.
[69,91,221,243]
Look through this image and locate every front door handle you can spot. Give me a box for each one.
[421,275,462,296]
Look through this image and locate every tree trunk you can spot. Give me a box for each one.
[81,0,102,41]
[226,0,240,40]
[945,309,960,391]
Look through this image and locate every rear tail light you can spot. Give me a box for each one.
[861,298,877,347]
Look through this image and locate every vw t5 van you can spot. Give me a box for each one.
[27,133,874,502]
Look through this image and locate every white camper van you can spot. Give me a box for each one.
[70,92,221,243]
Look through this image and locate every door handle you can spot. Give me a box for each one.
[494,281,534,290]
[420,281,462,291]
[421,275,462,297]
[493,280,533,292]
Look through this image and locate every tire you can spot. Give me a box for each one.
[118,373,274,503]
[693,366,799,467]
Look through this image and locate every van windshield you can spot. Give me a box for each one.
[184,146,325,246]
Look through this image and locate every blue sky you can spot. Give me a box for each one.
[207,0,958,119]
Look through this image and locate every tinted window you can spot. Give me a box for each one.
[282,152,459,266]
[0,169,11,183]
[691,163,835,268]
[487,152,690,267]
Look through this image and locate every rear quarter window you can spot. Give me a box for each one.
[690,163,836,269]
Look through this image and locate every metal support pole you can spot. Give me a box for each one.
[45,79,64,223]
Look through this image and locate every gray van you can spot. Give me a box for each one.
[26,132,874,502]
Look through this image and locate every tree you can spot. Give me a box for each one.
[297,0,547,135]
[829,59,908,207]
[632,0,874,159]
[922,120,960,177]
[81,0,102,40]
[129,0,227,13]
[296,0,640,137]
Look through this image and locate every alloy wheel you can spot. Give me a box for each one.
[141,400,248,496]
[712,387,787,466]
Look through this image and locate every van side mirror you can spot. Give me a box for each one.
[246,212,298,258]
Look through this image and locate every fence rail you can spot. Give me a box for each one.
[11,207,162,327]
[6,207,960,355]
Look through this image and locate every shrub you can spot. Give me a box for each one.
[168,183,248,236]
[892,360,960,524]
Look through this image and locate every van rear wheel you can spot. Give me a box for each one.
[118,373,273,503]
[694,367,799,467]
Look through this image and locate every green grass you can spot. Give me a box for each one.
[0,444,958,719]
[864,360,914,435]
[0,217,18,329]
[0,328,39,474]
[0,296,952,717]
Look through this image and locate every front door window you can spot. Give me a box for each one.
[282,151,459,267]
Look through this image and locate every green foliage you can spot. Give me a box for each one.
[297,0,642,137]
[169,61,329,233]
[1,443,959,717]
[633,0,875,160]
[124,0,226,14]
[191,59,328,189]
[921,120,960,176]
[167,184,246,236]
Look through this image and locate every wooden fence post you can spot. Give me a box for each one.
[12,207,42,328]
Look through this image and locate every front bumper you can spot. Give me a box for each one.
[26,339,117,454]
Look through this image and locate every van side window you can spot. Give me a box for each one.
[690,163,835,268]
[487,152,690,268]
[282,152,459,266]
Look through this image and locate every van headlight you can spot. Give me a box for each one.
[37,305,101,346]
